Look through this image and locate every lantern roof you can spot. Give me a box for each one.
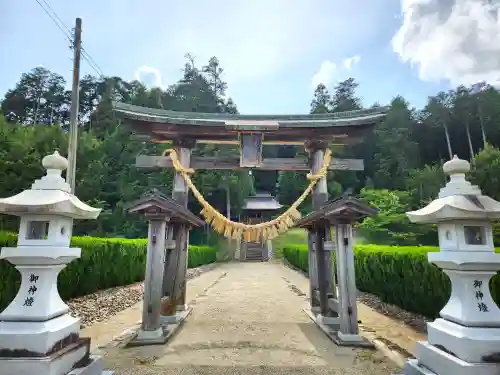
[0,151,101,219]
[407,156,500,223]
[126,189,205,227]
[295,194,378,228]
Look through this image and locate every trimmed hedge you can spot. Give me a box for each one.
[283,244,500,319]
[0,232,216,310]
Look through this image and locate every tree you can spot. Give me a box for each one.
[79,74,100,126]
[202,57,228,99]
[471,145,500,201]
[371,96,418,189]
[358,188,436,245]
[330,78,362,112]
[2,67,67,125]
[406,164,446,207]
[310,84,331,113]
[6,56,500,245]
[453,86,476,160]
[470,82,489,148]
[418,92,453,161]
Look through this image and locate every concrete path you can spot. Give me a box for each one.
[97,262,400,374]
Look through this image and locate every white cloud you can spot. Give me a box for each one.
[392,0,500,86]
[310,55,361,88]
[343,55,361,71]
[134,66,164,89]
[311,60,337,88]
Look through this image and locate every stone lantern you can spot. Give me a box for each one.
[402,156,500,375]
[0,151,111,375]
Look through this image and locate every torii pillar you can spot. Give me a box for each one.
[162,139,196,317]
[305,141,335,316]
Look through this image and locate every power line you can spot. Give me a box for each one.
[39,0,71,34]
[34,0,71,41]
[38,0,104,76]
[34,0,105,78]
[81,49,104,77]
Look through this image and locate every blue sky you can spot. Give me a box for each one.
[1,0,498,114]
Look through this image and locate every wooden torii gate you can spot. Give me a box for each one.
[113,102,389,319]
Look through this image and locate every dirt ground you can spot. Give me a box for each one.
[94,262,401,375]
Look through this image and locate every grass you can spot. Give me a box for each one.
[272,227,368,259]
[272,228,307,258]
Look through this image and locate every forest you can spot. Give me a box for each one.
[2,54,500,245]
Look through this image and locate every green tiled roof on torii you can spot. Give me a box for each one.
[113,102,390,128]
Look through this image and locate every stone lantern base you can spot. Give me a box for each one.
[0,315,112,375]
[0,349,106,375]
[402,342,500,375]
[0,250,112,375]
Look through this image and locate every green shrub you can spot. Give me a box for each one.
[283,244,308,272]
[273,229,308,259]
[353,245,449,318]
[0,232,216,311]
[283,243,500,319]
[188,245,217,267]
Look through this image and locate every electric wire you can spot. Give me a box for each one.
[34,0,105,77]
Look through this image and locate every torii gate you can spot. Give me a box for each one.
[113,102,388,321]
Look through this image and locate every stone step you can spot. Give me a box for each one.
[246,253,264,259]
[245,247,264,261]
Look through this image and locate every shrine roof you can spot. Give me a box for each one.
[113,102,389,128]
[242,193,282,211]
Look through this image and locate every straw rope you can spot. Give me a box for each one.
[162,148,332,241]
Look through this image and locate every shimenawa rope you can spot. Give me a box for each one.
[162,148,332,241]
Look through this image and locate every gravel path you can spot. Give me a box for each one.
[357,292,429,333]
[68,263,217,328]
[69,256,429,334]
[100,262,400,374]
[282,259,429,334]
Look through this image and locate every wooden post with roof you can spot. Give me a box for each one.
[296,194,378,347]
[240,192,282,261]
[126,189,204,345]
[112,102,389,320]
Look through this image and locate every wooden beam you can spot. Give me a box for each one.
[313,290,340,313]
[136,155,364,171]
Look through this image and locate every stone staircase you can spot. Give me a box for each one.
[245,242,265,261]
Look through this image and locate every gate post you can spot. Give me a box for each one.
[306,141,334,315]
[295,195,377,347]
[335,221,361,341]
[163,139,196,314]
[127,190,204,345]
[307,230,319,311]
[134,217,168,344]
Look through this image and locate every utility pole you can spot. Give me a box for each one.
[67,17,82,193]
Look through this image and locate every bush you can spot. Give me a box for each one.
[0,232,217,311]
[282,244,308,272]
[188,245,217,267]
[357,188,437,246]
[273,229,308,259]
[283,243,500,319]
